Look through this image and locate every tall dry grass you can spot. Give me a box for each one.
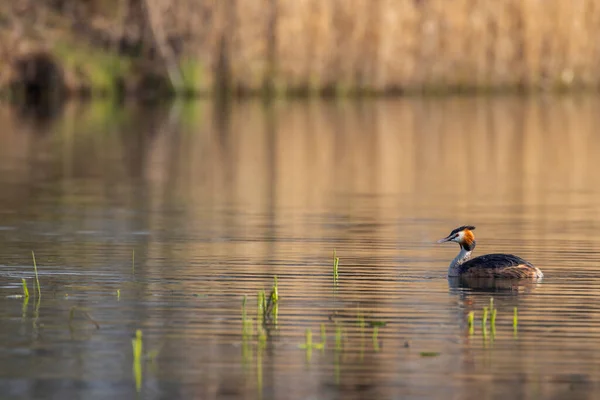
[146,0,600,93]
[5,0,600,94]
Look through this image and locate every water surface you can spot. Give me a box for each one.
[1,96,600,399]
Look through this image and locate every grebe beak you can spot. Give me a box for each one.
[436,237,452,244]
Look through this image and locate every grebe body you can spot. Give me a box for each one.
[437,226,543,279]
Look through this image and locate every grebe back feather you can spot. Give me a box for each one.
[436,226,543,279]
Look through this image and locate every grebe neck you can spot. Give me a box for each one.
[448,246,472,277]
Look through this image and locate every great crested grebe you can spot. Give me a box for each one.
[436,225,543,279]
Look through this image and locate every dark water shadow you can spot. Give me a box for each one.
[13,97,65,131]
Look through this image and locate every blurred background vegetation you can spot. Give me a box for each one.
[2,0,600,100]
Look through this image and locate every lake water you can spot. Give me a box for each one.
[1,96,600,399]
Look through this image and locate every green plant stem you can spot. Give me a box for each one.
[31,252,41,299]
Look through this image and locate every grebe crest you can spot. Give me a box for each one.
[436,225,543,279]
[437,225,476,251]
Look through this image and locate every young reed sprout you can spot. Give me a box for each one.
[467,311,474,335]
[372,327,380,352]
[358,312,366,338]
[321,323,326,347]
[299,328,324,350]
[261,289,267,314]
[272,276,279,303]
[242,295,251,337]
[333,249,340,282]
[488,297,496,338]
[246,319,254,340]
[490,310,497,338]
[132,329,143,361]
[299,328,313,348]
[21,294,28,318]
[266,276,279,324]
[490,308,497,328]
[31,251,41,299]
[21,278,29,298]
[257,289,266,324]
[358,313,365,328]
[132,329,143,392]
[303,328,313,362]
[482,307,489,328]
[335,325,343,351]
[513,307,518,336]
[257,326,267,350]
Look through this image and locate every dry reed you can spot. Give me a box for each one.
[4,0,600,94]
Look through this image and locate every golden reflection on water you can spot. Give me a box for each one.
[0,96,600,398]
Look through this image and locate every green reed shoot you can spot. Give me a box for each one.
[299,328,313,362]
[246,319,254,340]
[358,312,366,338]
[481,306,490,342]
[513,307,518,336]
[333,249,340,281]
[372,327,380,352]
[257,325,267,350]
[490,311,497,339]
[32,293,40,330]
[272,276,279,303]
[314,331,325,349]
[488,297,497,338]
[261,289,267,313]
[116,289,121,299]
[304,328,313,349]
[335,325,343,351]
[320,323,326,347]
[21,278,29,298]
[270,277,279,324]
[242,295,251,337]
[482,307,488,328]
[132,329,143,392]
[21,293,29,319]
[490,308,497,328]
[242,295,247,318]
[31,251,41,299]
[242,330,252,368]
[299,328,324,350]
[467,311,474,335]
[257,289,266,323]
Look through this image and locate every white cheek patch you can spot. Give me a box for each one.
[455,231,465,242]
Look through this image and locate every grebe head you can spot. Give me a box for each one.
[437,225,476,251]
